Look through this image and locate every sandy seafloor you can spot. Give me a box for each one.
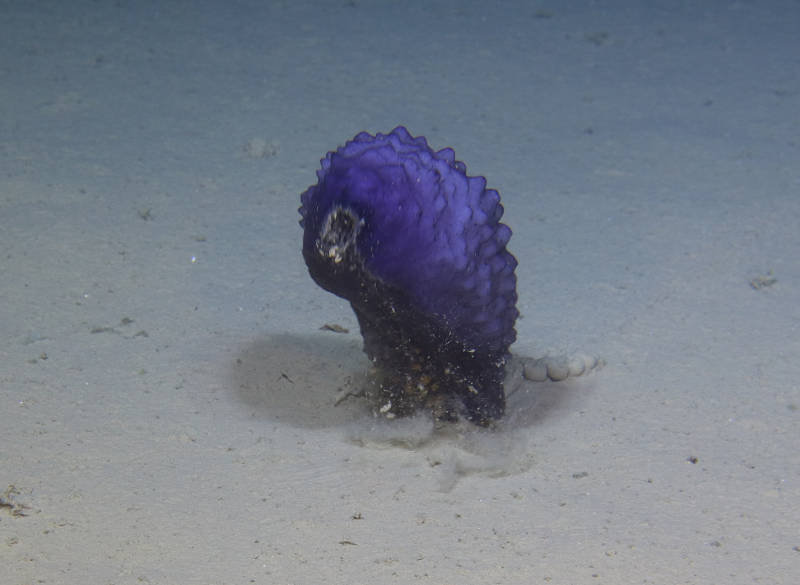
[1,1,799,584]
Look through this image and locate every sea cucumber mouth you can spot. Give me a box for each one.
[316,206,363,265]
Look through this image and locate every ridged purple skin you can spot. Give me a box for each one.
[299,126,518,355]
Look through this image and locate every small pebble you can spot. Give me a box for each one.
[523,360,549,382]
[567,355,586,377]
[546,359,570,382]
[583,354,599,371]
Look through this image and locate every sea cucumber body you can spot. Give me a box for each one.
[300,127,518,424]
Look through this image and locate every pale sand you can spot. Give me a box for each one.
[2,1,798,583]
